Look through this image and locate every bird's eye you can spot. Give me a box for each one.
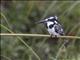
[48,19,54,22]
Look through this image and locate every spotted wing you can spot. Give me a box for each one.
[54,24,64,35]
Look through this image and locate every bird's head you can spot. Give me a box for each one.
[37,16,58,24]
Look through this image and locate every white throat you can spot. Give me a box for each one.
[47,21,54,28]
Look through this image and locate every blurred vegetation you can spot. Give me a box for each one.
[1,1,80,60]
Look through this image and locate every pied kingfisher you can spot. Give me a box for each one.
[38,16,64,37]
[37,16,69,47]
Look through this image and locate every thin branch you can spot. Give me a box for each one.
[0,33,80,39]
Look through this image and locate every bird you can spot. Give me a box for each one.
[38,16,64,37]
[37,16,69,47]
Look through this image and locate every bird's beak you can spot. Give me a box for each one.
[36,20,46,24]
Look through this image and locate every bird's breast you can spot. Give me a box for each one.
[47,28,60,36]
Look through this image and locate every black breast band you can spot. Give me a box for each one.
[49,23,56,29]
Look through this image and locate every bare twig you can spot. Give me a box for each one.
[0,33,80,39]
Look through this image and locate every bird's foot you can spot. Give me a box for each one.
[50,35,58,39]
[50,34,54,38]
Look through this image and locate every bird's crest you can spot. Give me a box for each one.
[45,16,58,22]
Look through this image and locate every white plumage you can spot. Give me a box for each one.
[38,16,64,36]
[46,21,60,36]
[38,16,69,47]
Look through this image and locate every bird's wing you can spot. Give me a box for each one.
[54,24,64,35]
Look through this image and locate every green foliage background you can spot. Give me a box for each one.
[1,1,80,60]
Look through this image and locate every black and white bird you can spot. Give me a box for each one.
[38,16,64,37]
[37,16,69,47]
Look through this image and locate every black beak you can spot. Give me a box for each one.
[36,20,46,24]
